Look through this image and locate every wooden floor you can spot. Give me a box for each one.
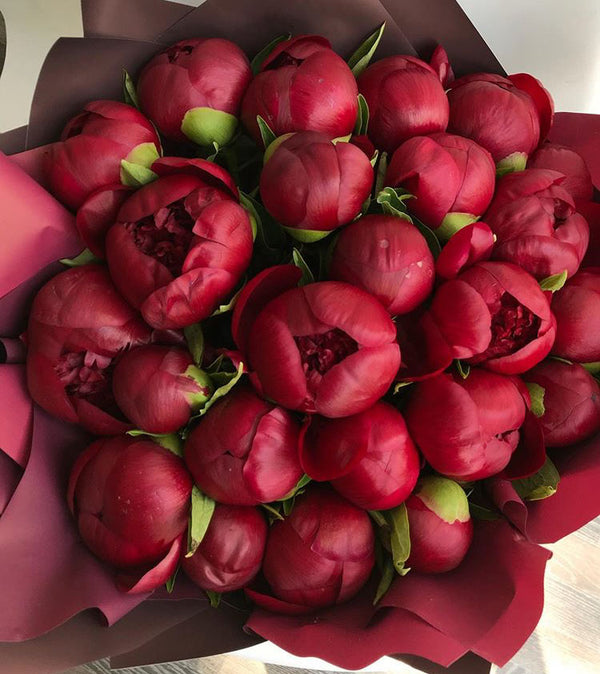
[66,517,600,674]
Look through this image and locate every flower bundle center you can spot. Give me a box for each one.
[126,199,195,275]
[295,328,358,376]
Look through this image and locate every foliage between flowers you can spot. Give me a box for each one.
[31,19,600,616]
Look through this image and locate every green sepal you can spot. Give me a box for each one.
[347,23,386,77]
[184,323,205,367]
[386,504,411,575]
[60,248,100,267]
[279,474,312,502]
[206,590,221,608]
[582,361,600,374]
[512,457,560,501]
[292,248,315,285]
[120,159,157,188]
[126,429,183,457]
[261,502,284,522]
[282,226,332,243]
[376,186,414,220]
[256,115,277,149]
[186,486,216,557]
[373,556,395,605]
[374,151,388,196]
[354,93,370,135]
[122,69,140,109]
[190,361,245,420]
[181,107,238,148]
[539,269,568,292]
[496,151,527,177]
[456,360,471,379]
[210,283,245,316]
[436,212,478,241]
[184,365,214,408]
[525,382,546,418]
[165,565,179,594]
[251,33,291,75]
[393,381,413,394]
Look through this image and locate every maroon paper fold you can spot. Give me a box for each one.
[0,126,28,155]
[81,0,195,41]
[0,365,33,468]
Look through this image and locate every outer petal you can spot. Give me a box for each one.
[435,222,495,280]
[118,534,185,594]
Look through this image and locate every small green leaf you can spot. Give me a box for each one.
[251,33,291,75]
[347,23,386,77]
[369,149,379,168]
[456,360,471,379]
[373,557,395,605]
[191,361,245,419]
[375,187,414,220]
[239,190,287,256]
[292,248,315,285]
[165,566,179,593]
[126,430,183,456]
[582,361,600,374]
[469,502,501,521]
[184,324,205,366]
[412,215,443,259]
[122,69,139,109]
[60,248,100,267]
[393,381,413,394]
[261,502,284,521]
[256,115,277,149]
[207,141,220,162]
[186,486,216,557]
[211,284,245,316]
[525,382,546,418]
[374,151,388,197]
[239,191,260,240]
[280,474,312,502]
[120,159,157,187]
[385,504,411,575]
[539,269,568,292]
[368,510,388,528]
[512,457,560,501]
[206,590,221,608]
[353,93,370,135]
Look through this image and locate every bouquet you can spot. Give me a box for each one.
[1,1,599,672]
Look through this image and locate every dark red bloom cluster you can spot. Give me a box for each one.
[29,25,597,619]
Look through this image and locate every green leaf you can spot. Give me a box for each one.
[261,502,284,521]
[240,190,288,259]
[207,141,220,162]
[393,381,413,394]
[469,502,501,521]
[122,69,139,109]
[280,474,312,502]
[256,115,277,149]
[184,324,205,367]
[368,510,388,528]
[373,557,395,605]
[353,93,370,136]
[186,486,216,557]
[525,382,546,418]
[191,361,245,419]
[512,457,560,501]
[374,152,388,197]
[206,590,221,608]
[412,215,443,259]
[456,360,471,379]
[251,33,291,75]
[539,269,568,292]
[165,566,179,593]
[376,187,413,220]
[292,248,315,285]
[385,504,411,575]
[60,248,100,267]
[211,284,245,316]
[126,430,183,456]
[582,361,600,374]
[347,23,386,77]
[120,159,157,188]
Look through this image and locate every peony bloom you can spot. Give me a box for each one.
[182,504,267,593]
[406,476,473,573]
[299,402,420,511]
[45,100,161,210]
[384,133,496,237]
[67,436,193,593]
[241,35,358,145]
[26,265,150,435]
[245,281,401,417]
[357,55,449,154]
[528,143,593,201]
[328,214,435,315]
[259,132,373,241]
[435,222,495,280]
[485,169,589,279]
[405,369,529,480]
[247,487,374,612]
[184,387,302,505]
[447,73,552,172]
[105,157,253,330]
[430,261,556,374]
[112,345,213,434]
[137,38,252,146]
[551,268,600,364]
[524,360,600,447]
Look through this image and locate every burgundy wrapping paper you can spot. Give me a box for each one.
[0,1,598,672]
[548,112,600,191]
